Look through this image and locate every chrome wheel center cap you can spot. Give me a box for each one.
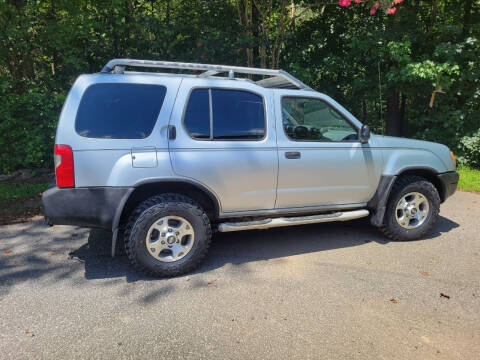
[146,216,195,263]
[395,192,430,230]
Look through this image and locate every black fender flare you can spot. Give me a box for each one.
[367,175,397,227]
[110,178,221,256]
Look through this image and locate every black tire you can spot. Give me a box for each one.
[380,176,440,241]
[124,193,211,277]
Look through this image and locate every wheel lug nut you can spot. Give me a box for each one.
[161,241,165,244]
[175,232,179,235]
[161,233,165,237]
[168,228,172,232]
[150,248,155,252]
[186,225,190,230]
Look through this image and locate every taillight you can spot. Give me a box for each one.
[54,144,75,188]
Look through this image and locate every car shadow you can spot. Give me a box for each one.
[69,215,460,282]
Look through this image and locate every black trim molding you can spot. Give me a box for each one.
[437,171,459,201]
[42,184,133,229]
[367,175,397,227]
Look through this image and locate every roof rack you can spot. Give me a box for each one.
[101,59,312,90]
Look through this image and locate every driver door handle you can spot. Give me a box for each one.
[285,151,301,159]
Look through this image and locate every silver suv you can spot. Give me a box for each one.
[43,59,459,277]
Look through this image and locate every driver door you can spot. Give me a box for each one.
[274,89,382,210]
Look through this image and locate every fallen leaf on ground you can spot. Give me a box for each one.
[125,284,132,288]
[367,261,372,265]
[185,277,190,281]
[250,316,255,320]
[440,293,450,299]
[421,336,431,344]
[24,329,30,334]
[207,279,216,285]
[4,250,12,254]
[419,271,429,276]
[389,298,398,304]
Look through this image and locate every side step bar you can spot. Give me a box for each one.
[218,209,369,232]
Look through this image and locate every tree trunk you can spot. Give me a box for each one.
[166,0,170,26]
[400,94,407,136]
[385,90,404,137]
[463,0,473,35]
[362,98,367,124]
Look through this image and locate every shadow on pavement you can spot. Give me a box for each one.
[68,215,459,282]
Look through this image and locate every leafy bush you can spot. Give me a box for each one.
[459,129,480,169]
[0,85,62,174]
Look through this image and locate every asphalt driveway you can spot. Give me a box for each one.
[0,191,479,359]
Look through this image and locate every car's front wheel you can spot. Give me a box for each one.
[381,176,440,241]
[125,193,212,277]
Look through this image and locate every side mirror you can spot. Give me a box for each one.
[359,124,370,144]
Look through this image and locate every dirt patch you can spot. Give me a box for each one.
[0,172,53,226]
[458,189,480,195]
[0,196,44,225]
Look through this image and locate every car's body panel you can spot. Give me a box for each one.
[372,135,454,174]
[168,77,278,213]
[56,74,181,187]
[43,71,458,234]
[273,89,384,208]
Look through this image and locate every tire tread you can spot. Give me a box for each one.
[124,193,211,277]
[380,175,440,241]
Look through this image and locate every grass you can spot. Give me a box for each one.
[457,166,480,192]
[0,182,49,202]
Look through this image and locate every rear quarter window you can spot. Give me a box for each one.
[75,83,167,139]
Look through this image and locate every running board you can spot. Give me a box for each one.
[217,209,369,232]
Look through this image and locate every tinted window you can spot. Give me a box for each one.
[183,88,265,140]
[212,89,264,140]
[76,83,166,139]
[184,89,210,139]
[282,97,358,141]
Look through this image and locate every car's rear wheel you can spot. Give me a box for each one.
[125,193,211,277]
[381,176,440,241]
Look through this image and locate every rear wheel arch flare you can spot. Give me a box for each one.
[118,179,221,228]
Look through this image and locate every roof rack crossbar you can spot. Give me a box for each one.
[101,59,311,90]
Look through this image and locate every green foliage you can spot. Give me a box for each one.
[0,0,479,172]
[0,182,49,201]
[458,129,480,169]
[457,166,480,192]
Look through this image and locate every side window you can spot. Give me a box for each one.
[184,89,210,139]
[76,83,166,139]
[212,89,265,140]
[184,88,265,140]
[282,97,358,141]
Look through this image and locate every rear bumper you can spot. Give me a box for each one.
[42,184,133,229]
[438,171,459,201]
